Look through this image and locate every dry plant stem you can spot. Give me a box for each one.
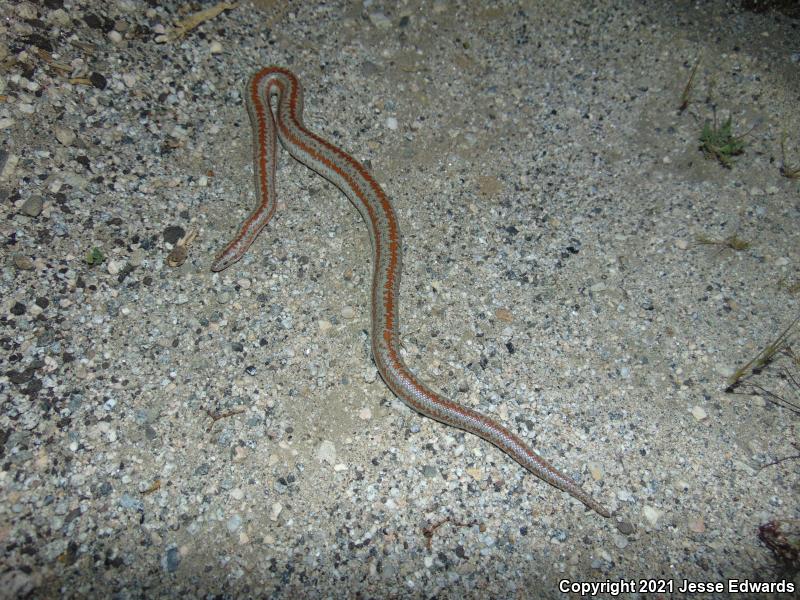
[727,314,800,389]
[679,57,700,112]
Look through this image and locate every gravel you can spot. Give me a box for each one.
[1,0,798,597]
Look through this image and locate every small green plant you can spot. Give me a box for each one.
[695,233,751,252]
[699,111,752,168]
[780,132,800,180]
[85,247,105,266]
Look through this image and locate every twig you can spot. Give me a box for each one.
[423,517,478,550]
[161,2,238,42]
[141,479,162,494]
[760,443,800,469]
[679,57,701,113]
[727,314,800,390]
[205,407,246,431]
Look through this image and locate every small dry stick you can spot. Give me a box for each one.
[695,233,750,252]
[164,2,238,41]
[760,442,800,470]
[727,314,800,390]
[141,479,162,495]
[205,407,246,431]
[33,48,72,73]
[423,517,478,550]
[166,229,198,267]
[679,57,701,112]
[780,132,800,179]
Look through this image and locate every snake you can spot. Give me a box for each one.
[211,66,610,518]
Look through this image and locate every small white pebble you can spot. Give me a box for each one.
[54,126,76,146]
[716,364,735,377]
[270,502,282,521]
[691,405,707,421]
[226,514,242,533]
[466,467,483,481]
[16,2,38,19]
[363,367,377,383]
[616,489,634,502]
[612,534,629,549]
[107,259,125,275]
[341,306,355,319]
[368,11,392,28]
[359,407,372,420]
[108,30,123,44]
[316,440,337,464]
[588,462,604,481]
[210,40,223,54]
[386,116,398,130]
[643,505,662,526]
[675,239,689,250]
[688,518,706,533]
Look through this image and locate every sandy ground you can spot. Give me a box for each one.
[1,0,799,597]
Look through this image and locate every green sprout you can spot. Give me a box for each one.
[699,112,752,168]
[85,247,105,266]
